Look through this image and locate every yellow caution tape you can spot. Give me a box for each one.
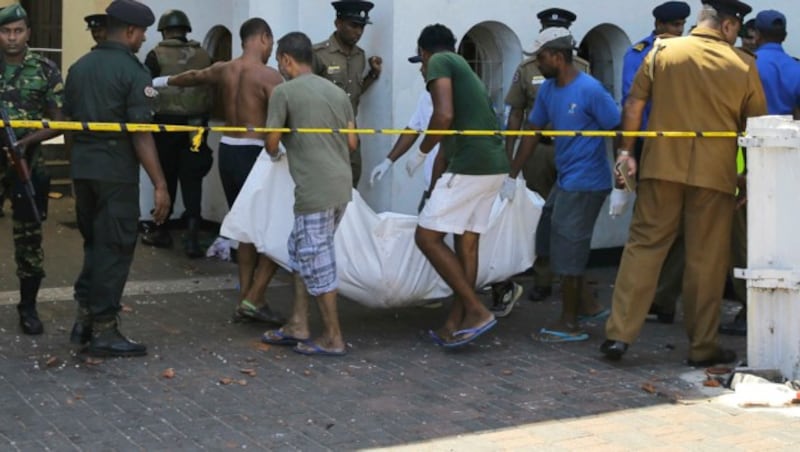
[0,119,742,139]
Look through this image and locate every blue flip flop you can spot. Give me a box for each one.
[533,328,590,343]
[428,329,447,346]
[261,329,308,346]
[578,308,611,324]
[293,341,347,356]
[443,317,497,348]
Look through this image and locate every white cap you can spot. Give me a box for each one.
[524,27,574,56]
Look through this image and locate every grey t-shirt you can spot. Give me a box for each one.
[267,73,354,214]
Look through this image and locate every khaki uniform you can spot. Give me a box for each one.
[605,27,767,361]
[313,34,367,188]
[505,57,589,286]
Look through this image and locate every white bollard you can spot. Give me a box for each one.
[736,115,800,381]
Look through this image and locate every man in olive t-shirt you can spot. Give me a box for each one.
[409,24,510,350]
[262,32,357,357]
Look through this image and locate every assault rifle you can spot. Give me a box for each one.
[1,108,41,223]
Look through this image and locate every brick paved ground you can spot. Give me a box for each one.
[1,198,798,451]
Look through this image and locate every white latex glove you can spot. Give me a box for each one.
[499,177,516,202]
[269,149,285,162]
[609,188,632,217]
[152,76,170,88]
[370,158,393,186]
[405,149,426,177]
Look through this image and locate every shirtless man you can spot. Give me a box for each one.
[152,18,284,324]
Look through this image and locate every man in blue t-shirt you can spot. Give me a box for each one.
[502,27,621,343]
[753,10,800,117]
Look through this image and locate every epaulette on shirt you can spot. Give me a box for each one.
[313,40,330,51]
[632,41,648,52]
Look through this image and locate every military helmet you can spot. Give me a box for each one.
[157,9,191,32]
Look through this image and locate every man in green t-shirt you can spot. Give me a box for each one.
[261,32,357,357]
[409,24,510,349]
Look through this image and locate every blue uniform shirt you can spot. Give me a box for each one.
[755,43,800,115]
[622,33,656,129]
[529,72,621,192]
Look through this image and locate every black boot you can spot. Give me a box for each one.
[18,277,43,335]
[185,217,204,259]
[88,317,147,357]
[141,222,173,248]
[69,306,92,345]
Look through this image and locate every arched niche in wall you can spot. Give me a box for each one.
[457,21,522,126]
[203,25,233,121]
[577,24,631,102]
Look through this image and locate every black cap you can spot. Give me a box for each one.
[537,8,577,30]
[652,2,691,22]
[105,0,155,28]
[755,10,787,32]
[84,14,107,29]
[332,0,374,25]
[701,0,752,21]
[738,18,755,37]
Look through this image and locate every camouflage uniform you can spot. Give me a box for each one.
[0,49,64,279]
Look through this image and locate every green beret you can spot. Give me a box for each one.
[0,4,28,27]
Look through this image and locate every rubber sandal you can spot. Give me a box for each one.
[533,328,589,343]
[261,329,308,346]
[442,317,497,348]
[235,300,286,325]
[577,308,611,324]
[293,341,347,356]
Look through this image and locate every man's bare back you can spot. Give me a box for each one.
[167,56,283,141]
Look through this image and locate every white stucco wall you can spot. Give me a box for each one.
[134,0,800,247]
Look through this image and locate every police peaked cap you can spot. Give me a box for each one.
[652,2,691,22]
[332,0,374,25]
[0,4,27,27]
[537,8,577,30]
[84,14,108,29]
[105,0,155,28]
[701,0,752,21]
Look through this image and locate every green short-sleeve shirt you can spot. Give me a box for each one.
[64,41,155,183]
[425,52,509,175]
[266,73,354,214]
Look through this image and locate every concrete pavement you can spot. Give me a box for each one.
[1,197,798,451]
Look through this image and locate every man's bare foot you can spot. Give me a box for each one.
[294,337,347,356]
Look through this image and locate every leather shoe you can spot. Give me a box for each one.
[141,227,173,249]
[687,348,737,367]
[19,308,43,335]
[600,339,628,361]
[528,285,552,302]
[88,327,147,357]
[70,321,92,345]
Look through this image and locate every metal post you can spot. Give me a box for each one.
[736,115,800,380]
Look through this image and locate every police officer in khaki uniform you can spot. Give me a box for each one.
[621,1,692,325]
[313,0,382,188]
[141,10,213,258]
[84,14,107,45]
[504,8,588,302]
[65,0,169,357]
[601,0,766,366]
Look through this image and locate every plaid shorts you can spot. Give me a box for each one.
[288,205,347,296]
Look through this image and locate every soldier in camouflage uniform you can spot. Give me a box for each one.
[142,9,213,257]
[0,4,65,335]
